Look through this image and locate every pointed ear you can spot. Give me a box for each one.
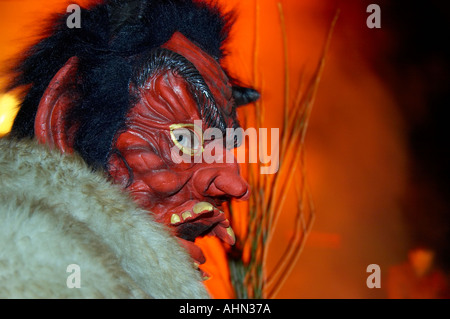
[232,85,260,107]
[35,56,79,153]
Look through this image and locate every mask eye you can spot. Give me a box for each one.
[170,124,204,156]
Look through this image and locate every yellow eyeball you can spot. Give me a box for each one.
[169,123,204,156]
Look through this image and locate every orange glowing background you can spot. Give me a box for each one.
[1,0,448,298]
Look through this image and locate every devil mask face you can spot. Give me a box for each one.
[9,0,260,276]
[107,33,250,266]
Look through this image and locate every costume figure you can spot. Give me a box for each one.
[0,0,258,298]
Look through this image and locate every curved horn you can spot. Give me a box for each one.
[232,85,260,107]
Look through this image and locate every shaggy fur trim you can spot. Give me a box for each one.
[0,138,209,299]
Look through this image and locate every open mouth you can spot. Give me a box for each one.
[168,201,235,279]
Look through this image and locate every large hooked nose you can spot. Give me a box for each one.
[192,150,250,200]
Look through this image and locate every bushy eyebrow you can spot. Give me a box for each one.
[132,48,234,134]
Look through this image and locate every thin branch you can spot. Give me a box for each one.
[265,165,315,298]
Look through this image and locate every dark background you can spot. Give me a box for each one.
[378,1,450,270]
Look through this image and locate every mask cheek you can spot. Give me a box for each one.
[107,153,134,188]
[125,169,190,211]
[141,170,187,196]
[122,152,188,196]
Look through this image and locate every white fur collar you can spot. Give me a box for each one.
[0,138,209,298]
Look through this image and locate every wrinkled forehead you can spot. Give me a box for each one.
[162,32,233,116]
[130,32,235,130]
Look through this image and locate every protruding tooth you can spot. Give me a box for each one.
[226,227,236,244]
[193,262,200,270]
[171,214,181,224]
[193,202,214,215]
[219,219,230,228]
[213,225,235,245]
[202,276,211,281]
[182,211,193,220]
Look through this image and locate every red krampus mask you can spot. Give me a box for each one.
[107,33,250,267]
[9,0,259,276]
